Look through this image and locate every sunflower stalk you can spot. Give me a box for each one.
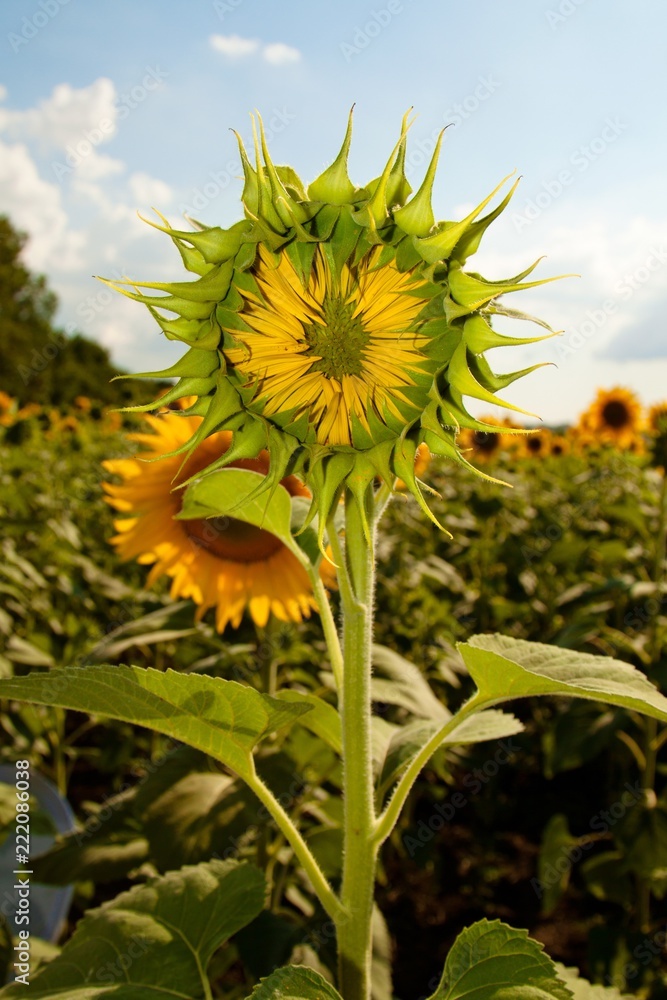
[335,486,379,1000]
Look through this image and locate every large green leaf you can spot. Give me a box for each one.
[179,468,308,564]
[248,965,343,999]
[460,635,667,721]
[371,644,449,721]
[426,920,573,999]
[275,690,342,755]
[0,666,311,781]
[376,710,523,804]
[0,860,265,999]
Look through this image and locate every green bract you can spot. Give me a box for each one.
[102,109,566,537]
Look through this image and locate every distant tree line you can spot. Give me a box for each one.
[0,216,164,407]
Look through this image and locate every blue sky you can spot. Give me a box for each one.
[1,0,665,422]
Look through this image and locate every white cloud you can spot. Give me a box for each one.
[0,79,118,150]
[129,172,173,207]
[0,84,7,102]
[262,42,301,66]
[0,139,85,272]
[209,34,301,65]
[210,34,260,58]
[75,150,125,181]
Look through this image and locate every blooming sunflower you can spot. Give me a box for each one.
[457,416,509,463]
[102,110,565,535]
[648,401,667,435]
[103,408,330,631]
[548,434,570,457]
[577,387,645,449]
[521,427,552,458]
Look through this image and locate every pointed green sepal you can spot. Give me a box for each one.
[385,109,414,209]
[394,130,445,236]
[308,108,357,205]
[232,129,260,216]
[393,435,448,533]
[448,341,539,418]
[416,172,518,263]
[448,260,572,312]
[112,346,220,382]
[462,313,557,354]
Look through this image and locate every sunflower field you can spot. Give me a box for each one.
[2,383,667,999]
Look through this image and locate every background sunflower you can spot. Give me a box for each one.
[577,386,645,449]
[103,408,330,631]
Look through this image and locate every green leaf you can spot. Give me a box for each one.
[248,965,343,999]
[179,467,309,565]
[275,690,342,755]
[537,815,578,914]
[0,860,265,999]
[376,710,523,805]
[460,635,667,722]
[87,602,200,662]
[371,645,449,721]
[0,666,311,782]
[426,919,573,999]
[554,965,631,999]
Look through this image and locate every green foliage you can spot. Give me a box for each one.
[425,920,572,999]
[2,409,667,996]
[0,859,265,998]
[460,634,667,721]
[249,966,343,998]
[0,666,310,782]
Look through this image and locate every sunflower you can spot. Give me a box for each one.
[577,387,645,448]
[457,417,508,463]
[226,244,429,449]
[648,401,667,436]
[548,434,570,457]
[103,110,565,534]
[103,409,330,631]
[520,428,552,458]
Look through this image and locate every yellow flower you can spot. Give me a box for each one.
[226,245,428,448]
[521,428,552,458]
[457,416,508,463]
[548,434,570,457]
[103,110,566,534]
[103,409,331,631]
[648,401,667,435]
[577,387,645,448]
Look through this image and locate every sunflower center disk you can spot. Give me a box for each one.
[183,515,283,563]
[304,295,370,379]
[602,400,630,428]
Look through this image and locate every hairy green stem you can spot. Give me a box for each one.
[336,488,378,1000]
[245,768,344,923]
[373,694,483,848]
[310,569,344,693]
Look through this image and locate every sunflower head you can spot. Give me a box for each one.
[578,387,645,449]
[102,109,566,536]
[103,406,332,631]
[548,434,570,457]
[521,427,553,459]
